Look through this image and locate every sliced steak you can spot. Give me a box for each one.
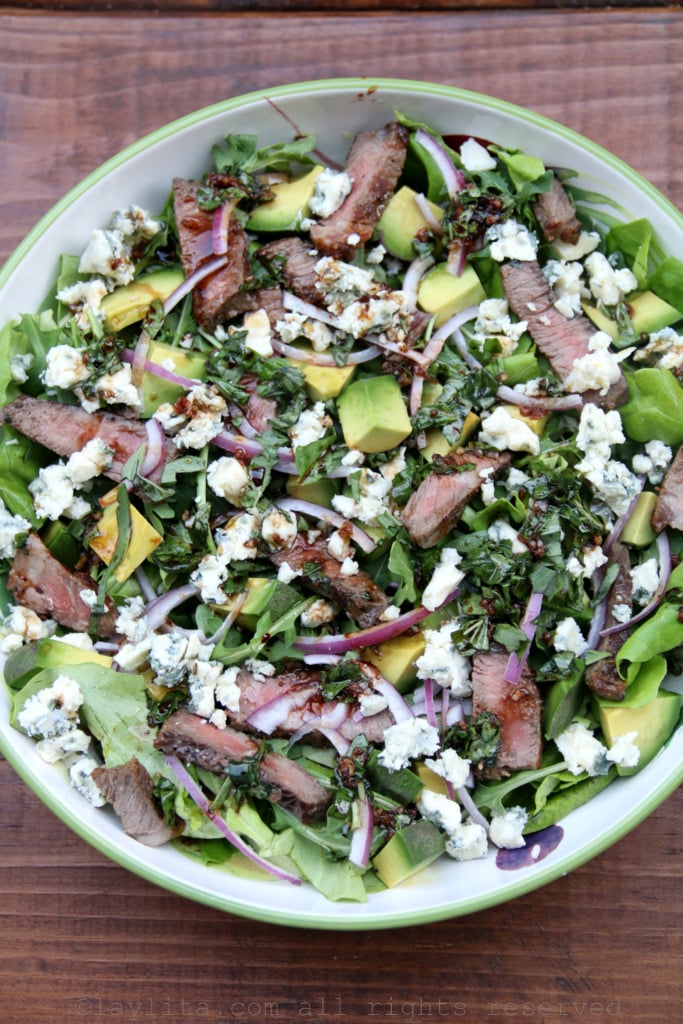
[154,709,329,822]
[532,173,582,245]
[401,449,512,549]
[500,260,628,408]
[652,446,683,533]
[173,177,253,329]
[0,394,170,483]
[256,236,322,306]
[269,534,389,627]
[471,644,543,779]
[585,541,633,701]
[92,757,180,847]
[309,122,409,261]
[244,392,278,434]
[8,533,119,638]
[252,286,287,328]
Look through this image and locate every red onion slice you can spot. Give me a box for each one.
[275,497,376,554]
[211,428,296,467]
[421,305,480,368]
[140,417,167,478]
[600,532,672,638]
[246,691,305,735]
[361,665,414,723]
[414,128,467,199]
[402,254,435,307]
[348,791,373,868]
[212,201,233,255]
[413,193,443,235]
[143,583,199,632]
[165,754,301,885]
[162,254,228,315]
[270,337,381,367]
[121,348,201,390]
[131,329,151,389]
[282,291,338,327]
[495,384,583,412]
[504,591,543,685]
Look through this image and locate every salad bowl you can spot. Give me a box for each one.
[0,78,682,929]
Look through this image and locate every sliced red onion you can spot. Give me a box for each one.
[504,591,543,685]
[409,375,425,417]
[144,583,199,631]
[424,677,438,730]
[134,565,158,602]
[348,791,374,868]
[246,691,304,735]
[361,664,414,723]
[600,532,672,638]
[446,241,466,278]
[302,653,342,666]
[414,128,467,199]
[366,334,430,368]
[140,417,167,478]
[162,254,228,315]
[204,590,248,647]
[496,384,583,412]
[165,754,301,885]
[282,291,338,327]
[455,785,490,831]
[212,201,233,255]
[603,475,646,554]
[131,329,151,389]
[270,337,381,367]
[413,192,443,235]
[275,497,376,553]
[211,428,296,466]
[421,305,480,368]
[121,349,201,390]
[293,589,459,655]
[402,253,435,307]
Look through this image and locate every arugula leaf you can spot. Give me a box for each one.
[212,133,317,176]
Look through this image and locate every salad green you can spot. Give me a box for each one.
[1,113,683,901]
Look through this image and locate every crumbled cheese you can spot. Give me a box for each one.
[576,403,625,460]
[634,327,683,371]
[149,630,193,687]
[315,257,381,311]
[115,596,149,643]
[0,498,31,560]
[42,344,91,390]
[339,556,359,576]
[584,251,638,306]
[289,401,331,449]
[472,298,527,356]
[57,278,109,330]
[489,806,528,849]
[113,636,153,672]
[564,331,630,396]
[605,731,640,769]
[261,507,298,551]
[242,308,273,357]
[327,529,352,562]
[486,219,538,262]
[276,560,302,584]
[94,365,141,410]
[445,821,489,861]
[542,258,588,318]
[417,789,463,836]
[29,463,75,520]
[214,512,261,562]
[358,692,389,717]
[206,456,250,505]
[69,756,106,807]
[424,748,471,789]
[459,137,496,172]
[366,243,386,265]
[479,405,540,455]
[331,455,403,527]
[79,229,135,286]
[550,231,600,262]
[553,617,588,656]
[555,721,608,776]
[487,518,528,554]
[10,352,33,383]
[0,605,54,654]
[378,717,440,771]
[276,312,335,353]
[630,557,660,606]
[416,621,472,696]
[308,169,352,219]
[65,438,114,485]
[191,553,229,604]
[172,385,227,450]
[334,293,409,341]
[421,548,465,613]
[17,674,84,740]
[300,598,336,628]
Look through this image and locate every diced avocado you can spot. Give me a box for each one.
[501,402,548,438]
[216,577,301,630]
[247,165,324,232]
[286,352,356,401]
[598,689,682,776]
[376,185,443,261]
[362,632,426,693]
[583,290,681,342]
[42,520,80,569]
[142,339,207,415]
[2,637,112,691]
[420,428,452,462]
[373,819,446,888]
[367,756,425,805]
[415,762,449,796]
[100,268,185,333]
[89,501,163,582]
[285,474,337,508]
[417,262,486,327]
[337,376,411,453]
[619,490,657,547]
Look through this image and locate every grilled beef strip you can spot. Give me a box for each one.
[401,449,513,549]
[269,534,390,628]
[309,122,409,261]
[154,709,329,822]
[500,260,628,409]
[652,446,683,534]
[256,236,322,306]
[471,644,543,779]
[173,177,254,329]
[92,757,182,847]
[8,532,119,638]
[585,541,633,701]
[532,173,582,245]
[0,394,172,483]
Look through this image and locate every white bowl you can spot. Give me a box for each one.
[1,78,682,929]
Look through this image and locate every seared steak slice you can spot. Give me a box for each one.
[471,644,543,779]
[8,533,119,638]
[401,449,512,549]
[0,394,169,483]
[92,757,180,847]
[257,236,322,306]
[252,286,287,328]
[586,541,632,701]
[173,177,253,329]
[652,446,683,533]
[269,534,389,627]
[154,710,329,822]
[500,260,628,408]
[532,173,582,245]
[244,392,278,434]
[309,122,409,261]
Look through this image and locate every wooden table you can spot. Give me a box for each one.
[1,5,682,1022]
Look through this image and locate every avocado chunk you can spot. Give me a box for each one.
[619,490,657,547]
[336,376,411,453]
[376,185,443,261]
[373,819,446,888]
[598,688,682,775]
[89,500,163,582]
[2,637,112,692]
[216,577,301,630]
[100,268,185,333]
[286,351,356,401]
[415,762,449,796]
[583,290,681,343]
[247,165,324,232]
[362,632,426,692]
[285,474,336,508]
[500,402,549,438]
[142,339,207,415]
[417,262,486,327]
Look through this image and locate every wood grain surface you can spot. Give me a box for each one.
[1,8,682,1024]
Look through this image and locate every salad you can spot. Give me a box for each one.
[1,112,682,902]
